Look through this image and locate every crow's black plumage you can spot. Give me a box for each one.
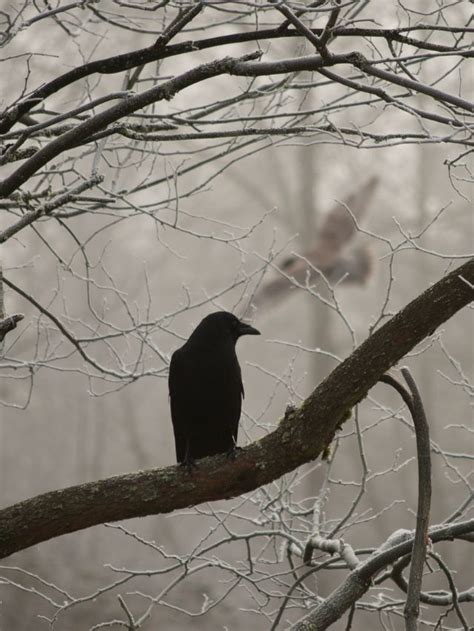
[169,311,260,466]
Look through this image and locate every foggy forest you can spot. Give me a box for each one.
[0,1,472,630]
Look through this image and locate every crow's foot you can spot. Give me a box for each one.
[180,456,198,474]
[226,445,242,461]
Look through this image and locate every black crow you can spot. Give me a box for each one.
[169,311,260,467]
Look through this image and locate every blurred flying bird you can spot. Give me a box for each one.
[247,176,378,313]
[169,311,260,468]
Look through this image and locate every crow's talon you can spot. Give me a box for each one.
[180,457,197,473]
[226,446,242,461]
[285,403,297,419]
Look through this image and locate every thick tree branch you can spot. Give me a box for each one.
[0,259,472,559]
[0,314,24,344]
[0,25,470,133]
[0,52,263,198]
[2,45,470,200]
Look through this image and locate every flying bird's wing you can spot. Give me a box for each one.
[245,176,378,314]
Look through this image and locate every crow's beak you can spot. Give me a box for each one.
[239,322,260,336]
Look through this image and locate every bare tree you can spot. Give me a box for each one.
[0,2,472,629]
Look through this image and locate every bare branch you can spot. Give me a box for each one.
[293,520,474,630]
[0,174,103,243]
[0,51,262,198]
[1,23,470,133]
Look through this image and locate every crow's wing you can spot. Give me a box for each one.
[230,359,243,445]
[169,347,189,462]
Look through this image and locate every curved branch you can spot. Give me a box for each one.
[380,370,432,631]
[0,258,472,559]
[401,369,431,631]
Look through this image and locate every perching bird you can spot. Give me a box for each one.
[169,311,260,467]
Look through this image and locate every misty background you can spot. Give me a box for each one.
[0,2,472,629]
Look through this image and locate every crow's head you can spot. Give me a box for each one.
[190,311,260,345]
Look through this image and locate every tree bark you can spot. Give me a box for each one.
[0,258,472,559]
